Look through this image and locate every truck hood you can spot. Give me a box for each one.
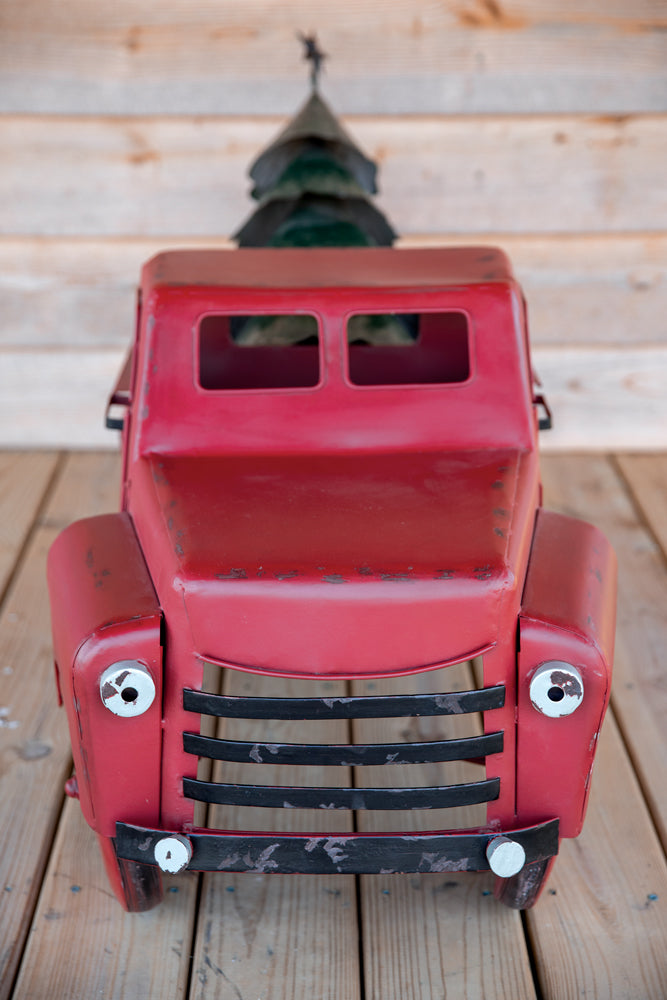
[140,449,536,677]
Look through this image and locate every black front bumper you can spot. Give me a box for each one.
[115,819,559,875]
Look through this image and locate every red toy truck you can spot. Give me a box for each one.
[48,246,616,911]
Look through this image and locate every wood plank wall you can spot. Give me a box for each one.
[1,2,666,449]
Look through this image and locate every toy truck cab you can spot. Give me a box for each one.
[48,247,615,911]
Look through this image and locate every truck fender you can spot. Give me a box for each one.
[517,509,616,838]
[48,513,163,836]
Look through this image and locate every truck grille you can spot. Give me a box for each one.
[116,673,562,877]
[182,682,504,814]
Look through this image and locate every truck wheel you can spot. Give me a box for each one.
[493,857,554,909]
[98,834,163,912]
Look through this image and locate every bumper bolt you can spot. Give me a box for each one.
[154,835,193,874]
[486,836,526,878]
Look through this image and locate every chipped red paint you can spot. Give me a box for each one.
[47,247,616,912]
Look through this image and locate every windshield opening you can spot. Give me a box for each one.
[199,313,320,390]
[346,311,470,386]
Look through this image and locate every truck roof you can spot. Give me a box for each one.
[130,245,534,459]
[142,246,514,293]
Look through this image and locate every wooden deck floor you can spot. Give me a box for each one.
[0,450,666,1000]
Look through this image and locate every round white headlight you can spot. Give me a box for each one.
[529,660,583,718]
[99,660,156,717]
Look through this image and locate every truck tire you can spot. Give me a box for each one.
[493,856,554,909]
[98,834,163,912]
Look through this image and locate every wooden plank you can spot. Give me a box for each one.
[541,455,667,851]
[526,710,667,1000]
[189,671,361,1000]
[11,803,198,1000]
[615,453,667,556]
[352,665,537,1000]
[2,115,665,237]
[1,1,666,115]
[533,347,667,452]
[359,874,537,1000]
[2,345,665,451]
[0,349,123,448]
[0,239,146,350]
[0,452,120,999]
[0,453,58,593]
[2,234,666,348]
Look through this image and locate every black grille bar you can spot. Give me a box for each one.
[116,819,560,875]
[182,776,500,810]
[183,730,504,767]
[183,685,505,720]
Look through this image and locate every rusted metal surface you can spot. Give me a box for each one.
[494,857,556,910]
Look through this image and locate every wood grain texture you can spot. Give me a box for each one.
[352,665,537,1000]
[526,711,667,1000]
[190,671,361,1000]
[615,453,667,556]
[1,3,665,451]
[191,871,360,1000]
[0,452,119,1000]
[541,455,667,852]
[1,1,665,114]
[0,453,58,592]
[533,346,667,451]
[2,235,665,348]
[2,115,665,237]
[360,874,538,1000]
[0,350,123,448]
[1,345,664,450]
[11,803,198,1000]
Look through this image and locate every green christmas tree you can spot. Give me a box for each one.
[234,35,397,249]
[233,37,413,347]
